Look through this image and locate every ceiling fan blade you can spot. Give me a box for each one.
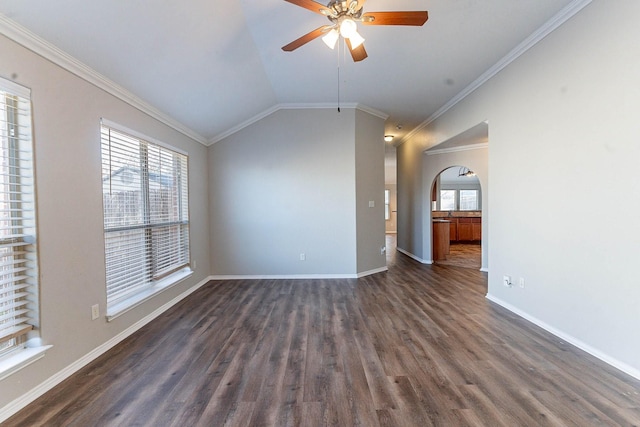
[284,0,333,16]
[351,0,367,12]
[361,11,429,26]
[345,39,368,62]
[282,26,330,51]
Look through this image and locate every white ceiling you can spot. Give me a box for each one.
[0,0,578,143]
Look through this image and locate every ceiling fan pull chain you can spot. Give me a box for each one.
[337,40,341,112]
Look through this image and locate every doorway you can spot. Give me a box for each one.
[431,165,482,269]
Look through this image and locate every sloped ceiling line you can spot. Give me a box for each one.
[1,0,592,148]
[399,0,592,146]
[208,102,389,145]
[0,13,209,145]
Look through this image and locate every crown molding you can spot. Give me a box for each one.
[0,14,208,145]
[425,142,488,156]
[400,0,593,145]
[207,102,388,145]
[355,103,389,120]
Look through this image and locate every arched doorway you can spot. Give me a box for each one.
[431,165,482,269]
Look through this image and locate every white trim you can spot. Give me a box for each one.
[210,273,359,280]
[207,105,281,145]
[486,293,640,381]
[207,102,389,145]
[106,269,193,321]
[357,266,388,278]
[396,247,431,264]
[0,14,208,145]
[0,75,30,98]
[0,345,52,382]
[100,118,189,156]
[480,267,489,272]
[425,143,489,156]
[399,0,593,145]
[355,104,389,120]
[210,268,388,281]
[0,275,214,423]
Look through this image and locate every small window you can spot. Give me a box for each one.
[440,190,456,211]
[384,189,390,220]
[0,79,39,358]
[459,190,479,211]
[100,122,190,314]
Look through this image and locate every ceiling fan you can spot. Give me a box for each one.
[281,0,428,62]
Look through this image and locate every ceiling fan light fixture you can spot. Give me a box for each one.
[458,167,476,177]
[348,31,365,49]
[322,29,339,49]
[339,18,358,38]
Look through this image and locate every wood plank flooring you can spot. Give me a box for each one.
[434,243,482,270]
[6,236,640,426]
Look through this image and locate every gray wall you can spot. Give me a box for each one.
[0,34,211,408]
[398,0,640,378]
[209,108,372,277]
[355,109,386,274]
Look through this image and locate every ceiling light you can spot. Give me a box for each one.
[384,135,394,142]
[348,31,365,49]
[458,167,476,177]
[322,29,339,49]
[339,18,358,38]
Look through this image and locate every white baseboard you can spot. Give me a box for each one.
[210,273,360,280]
[0,275,214,423]
[357,266,388,278]
[396,247,431,264]
[210,267,388,282]
[486,294,640,381]
[480,267,489,272]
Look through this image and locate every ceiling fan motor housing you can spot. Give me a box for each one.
[325,0,363,22]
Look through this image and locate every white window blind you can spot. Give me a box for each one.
[0,79,38,356]
[101,123,189,308]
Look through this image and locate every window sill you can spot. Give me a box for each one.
[0,344,53,381]
[106,268,193,322]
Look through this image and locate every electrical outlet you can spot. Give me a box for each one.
[519,277,525,288]
[380,246,386,255]
[91,304,100,320]
[503,275,512,288]
[299,253,306,261]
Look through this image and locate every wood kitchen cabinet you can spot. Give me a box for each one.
[433,220,451,260]
[432,213,481,243]
[472,219,482,241]
[457,218,473,241]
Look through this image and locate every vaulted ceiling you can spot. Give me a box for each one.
[0,0,578,144]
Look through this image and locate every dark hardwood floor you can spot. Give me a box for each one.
[434,243,482,270]
[6,235,640,426]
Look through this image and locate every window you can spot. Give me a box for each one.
[440,190,456,211]
[0,79,38,358]
[101,122,190,314]
[439,189,480,211]
[384,189,390,220]
[459,190,479,211]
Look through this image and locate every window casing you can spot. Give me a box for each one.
[0,79,38,358]
[100,122,190,312]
